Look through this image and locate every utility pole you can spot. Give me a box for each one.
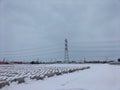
[64,39,69,63]
[3,58,5,62]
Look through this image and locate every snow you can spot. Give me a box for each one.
[0,64,88,82]
[1,64,120,90]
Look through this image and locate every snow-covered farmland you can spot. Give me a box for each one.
[0,64,89,89]
[1,64,120,90]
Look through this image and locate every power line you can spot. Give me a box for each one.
[71,40,120,43]
[0,46,63,53]
[0,40,120,60]
[0,40,120,53]
[0,50,63,57]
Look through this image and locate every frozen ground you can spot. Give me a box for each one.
[1,64,120,90]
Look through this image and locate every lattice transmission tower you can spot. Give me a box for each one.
[64,39,69,63]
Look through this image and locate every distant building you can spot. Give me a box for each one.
[0,61,9,64]
[0,61,22,64]
[10,61,23,64]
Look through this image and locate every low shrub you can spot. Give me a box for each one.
[17,78,25,84]
[0,81,10,89]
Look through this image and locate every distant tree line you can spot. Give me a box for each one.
[29,60,79,64]
[118,58,120,62]
[83,60,113,64]
[1,58,120,64]
[29,60,114,64]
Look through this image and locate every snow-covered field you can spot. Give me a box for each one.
[1,64,120,90]
[0,64,89,89]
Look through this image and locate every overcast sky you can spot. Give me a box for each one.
[0,0,120,61]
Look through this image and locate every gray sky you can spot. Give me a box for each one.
[0,0,120,61]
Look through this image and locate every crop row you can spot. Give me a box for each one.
[0,64,90,89]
